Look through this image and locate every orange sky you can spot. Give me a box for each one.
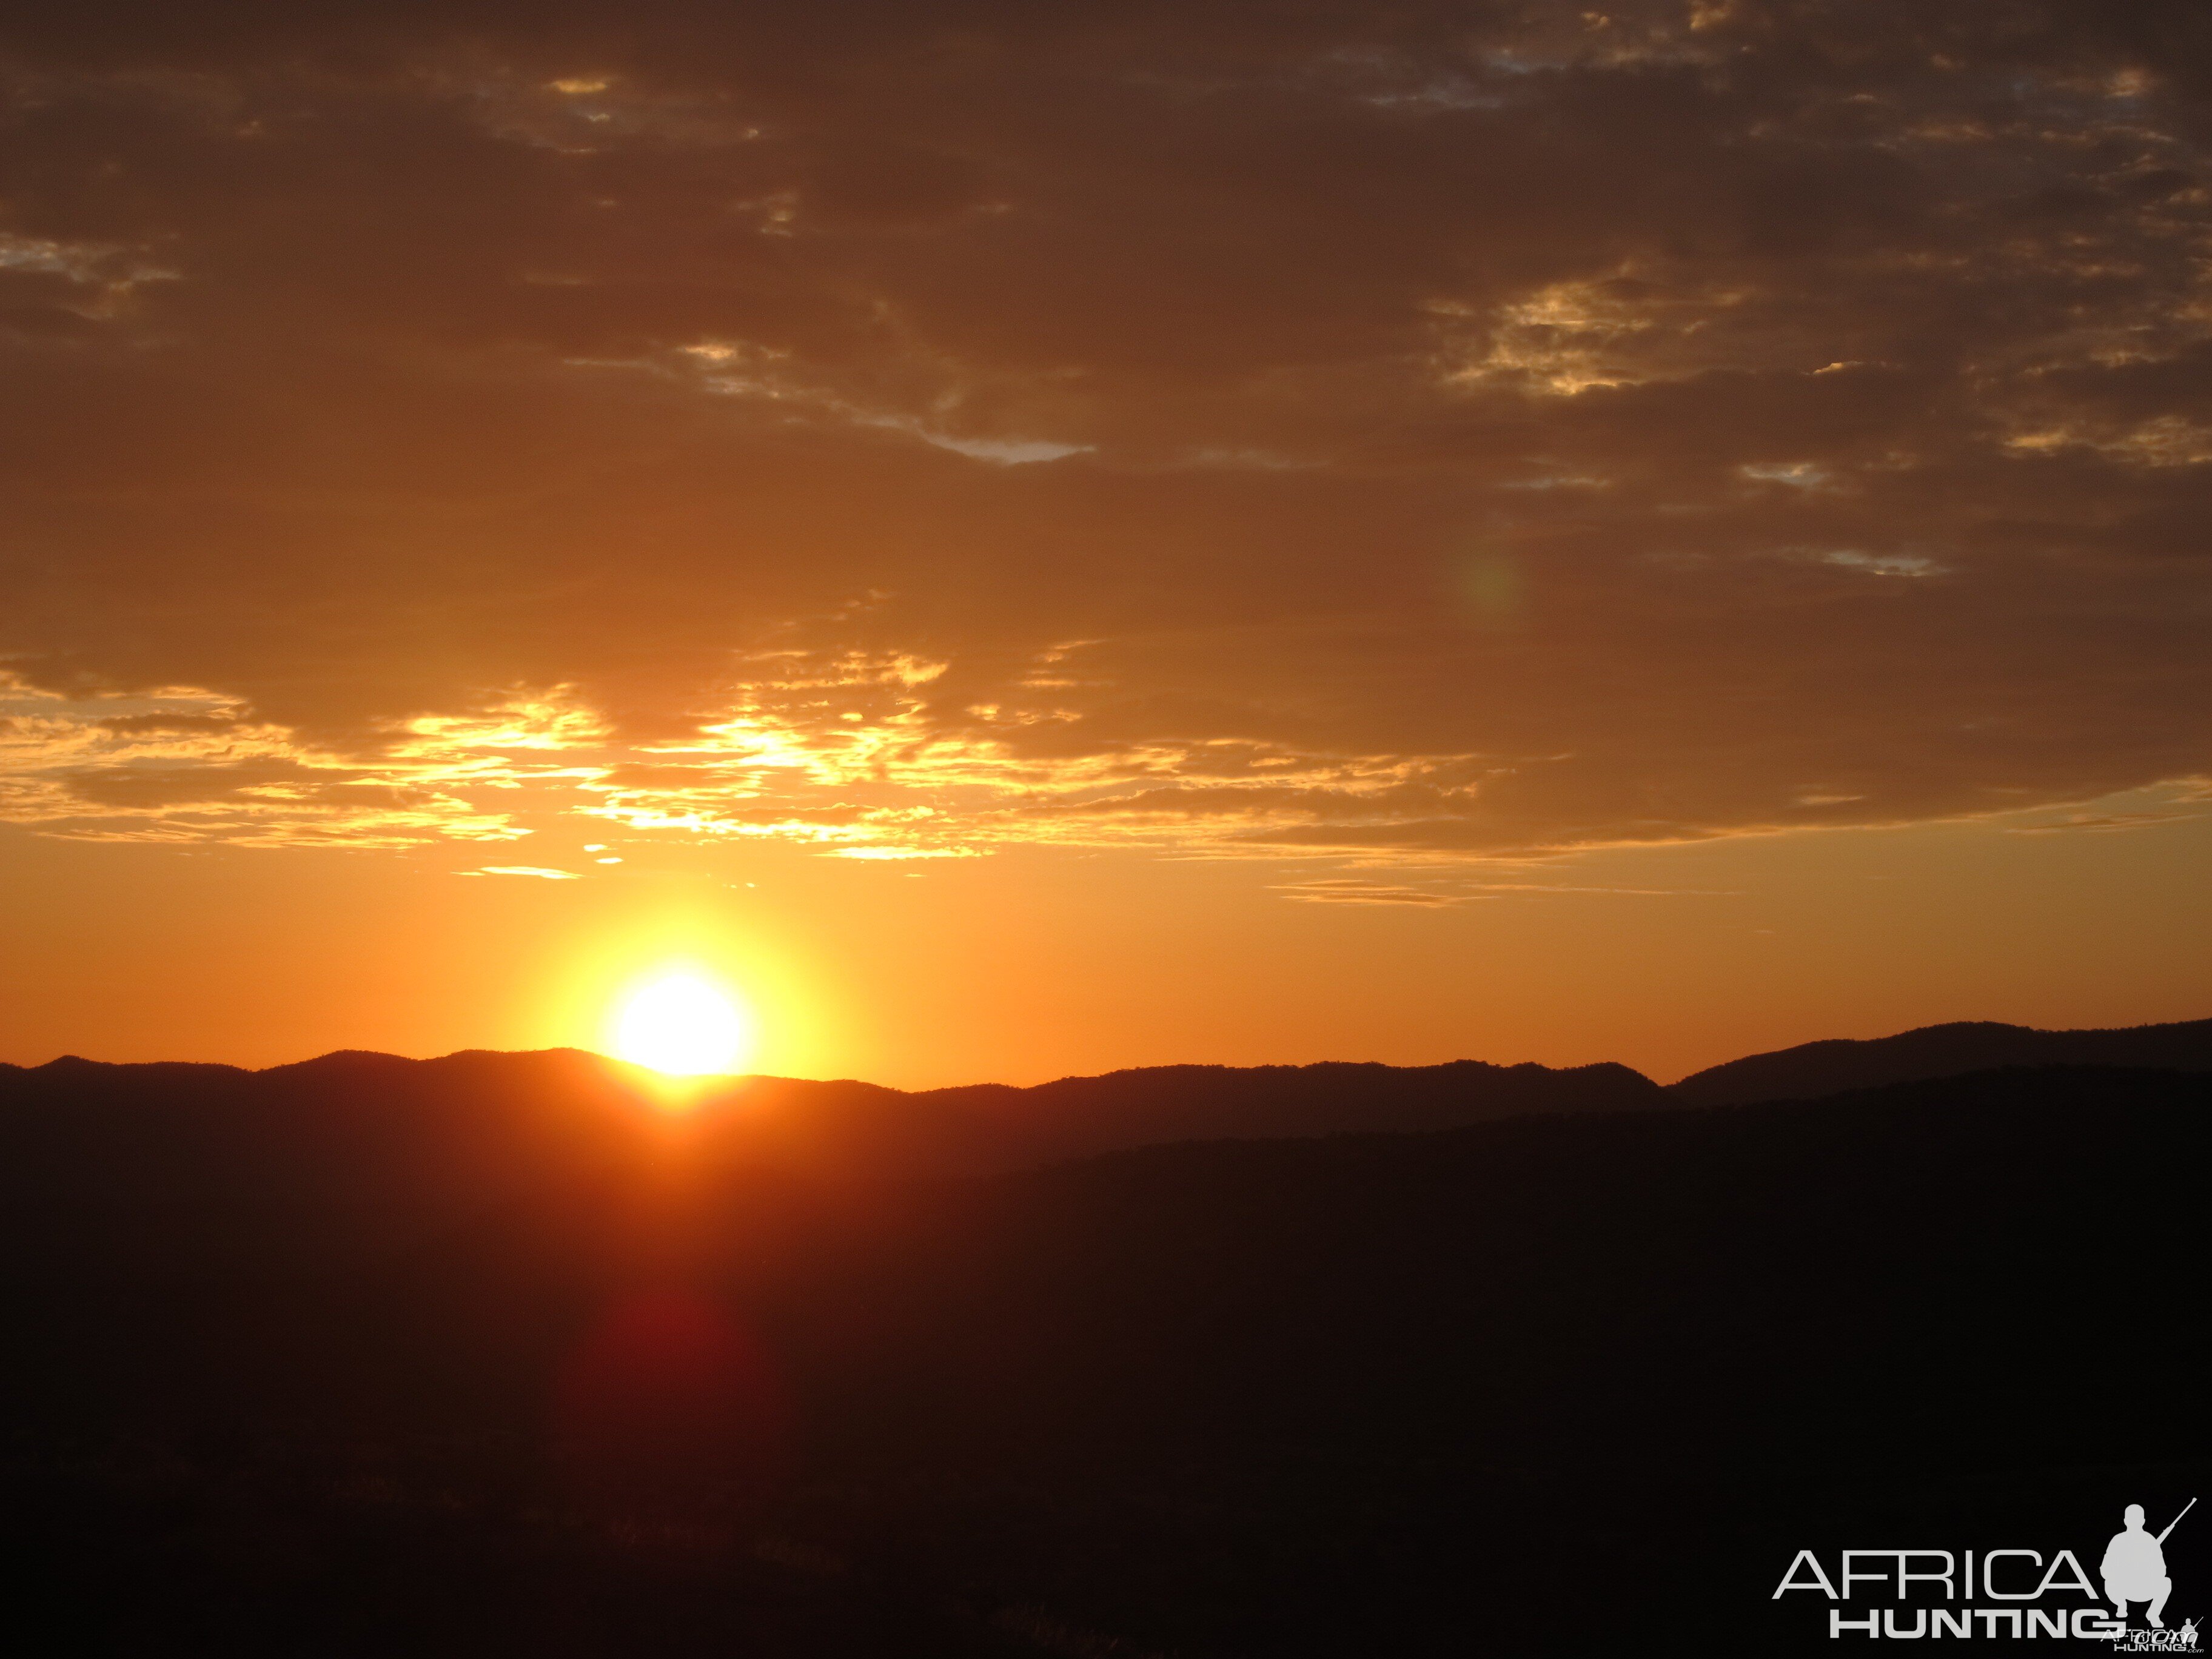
[5,805,2208,1087]
[2,2,2208,1084]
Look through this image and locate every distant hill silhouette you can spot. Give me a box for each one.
[911,1055,1666,1164]
[0,1049,2202,1655]
[0,1048,1666,1188]
[1669,1014,2212,1105]
[19,1012,2206,1152]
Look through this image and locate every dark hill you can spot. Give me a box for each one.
[1668,1014,2212,1105]
[0,1056,2201,1655]
[909,1055,1664,1166]
[0,1048,1665,1197]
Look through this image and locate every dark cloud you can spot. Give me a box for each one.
[1,0,2207,861]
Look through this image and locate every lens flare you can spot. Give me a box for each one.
[554,1288,789,1503]
[610,972,753,1075]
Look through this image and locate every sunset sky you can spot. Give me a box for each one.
[3,1,2208,1085]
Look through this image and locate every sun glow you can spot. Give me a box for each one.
[610,971,755,1076]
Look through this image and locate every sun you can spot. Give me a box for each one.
[609,971,755,1076]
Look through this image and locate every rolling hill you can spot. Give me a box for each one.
[1667,1014,2212,1105]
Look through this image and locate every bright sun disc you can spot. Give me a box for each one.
[611,973,754,1076]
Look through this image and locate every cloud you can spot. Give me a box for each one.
[2003,809,2204,836]
[1802,549,1946,578]
[1276,880,1466,907]
[0,673,531,847]
[0,0,2207,866]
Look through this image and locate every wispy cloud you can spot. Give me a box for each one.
[1276,880,1467,906]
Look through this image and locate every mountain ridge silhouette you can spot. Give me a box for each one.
[12,1011,2210,1160]
[0,1047,1669,1183]
[1667,1013,2212,1104]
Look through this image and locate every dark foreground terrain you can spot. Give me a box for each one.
[0,1050,2203,1655]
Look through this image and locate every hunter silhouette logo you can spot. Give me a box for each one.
[1773,1496,2197,1643]
[2104,1500,2190,1632]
